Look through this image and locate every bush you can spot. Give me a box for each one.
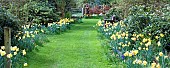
[0,7,21,47]
[25,1,58,24]
[105,7,122,20]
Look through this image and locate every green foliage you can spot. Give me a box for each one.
[25,1,58,23]
[124,4,170,33]
[0,7,21,46]
[105,7,122,20]
[65,11,72,18]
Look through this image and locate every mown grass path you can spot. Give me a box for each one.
[27,19,112,68]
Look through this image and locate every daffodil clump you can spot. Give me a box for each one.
[96,20,170,68]
[0,46,28,67]
[16,18,74,51]
[3,18,75,67]
[56,18,74,26]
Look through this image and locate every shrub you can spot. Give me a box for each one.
[25,1,58,25]
[0,7,21,47]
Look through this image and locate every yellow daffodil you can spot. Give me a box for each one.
[97,20,102,26]
[24,63,28,66]
[22,49,26,55]
[27,34,30,37]
[41,30,44,33]
[15,35,19,37]
[156,63,161,68]
[119,42,123,46]
[122,44,126,48]
[142,60,147,66]
[1,46,5,50]
[139,34,144,38]
[31,34,35,38]
[160,33,164,37]
[145,41,151,47]
[116,32,119,36]
[16,48,19,52]
[110,34,116,40]
[159,52,163,56]
[148,38,151,42]
[126,33,128,37]
[155,36,159,39]
[11,46,17,51]
[133,59,137,64]
[142,38,148,43]
[151,62,156,68]
[131,37,136,41]
[7,53,13,58]
[113,23,118,27]
[34,30,38,34]
[132,50,138,55]
[146,48,148,50]
[128,42,131,45]
[128,53,132,57]
[140,42,143,45]
[22,36,25,39]
[125,37,128,39]
[1,51,6,56]
[121,32,126,37]
[156,56,159,61]
[138,47,141,50]
[14,52,17,55]
[138,60,142,64]
[136,35,139,38]
[132,34,137,37]
[157,41,161,46]
[118,35,121,39]
[124,51,129,56]
[118,47,121,49]
[18,37,21,40]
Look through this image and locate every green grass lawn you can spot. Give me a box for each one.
[26,19,123,68]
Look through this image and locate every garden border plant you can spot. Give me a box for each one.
[96,4,170,68]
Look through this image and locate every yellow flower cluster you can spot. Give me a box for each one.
[97,19,169,67]
[133,59,142,64]
[22,49,26,55]
[151,62,160,68]
[110,31,129,40]
[24,63,28,67]
[7,53,13,58]
[16,30,37,40]
[97,20,103,26]
[159,52,163,56]
[133,59,148,66]
[124,50,138,57]
[142,38,152,47]
[0,46,27,57]
[105,21,113,28]
[155,33,165,40]
[56,18,74,26]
